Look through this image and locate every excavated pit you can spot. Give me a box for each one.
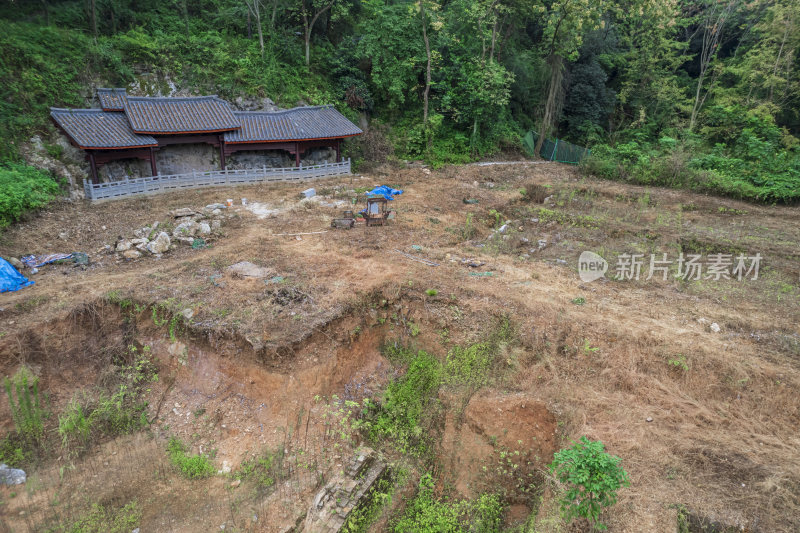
[0,297,559,532]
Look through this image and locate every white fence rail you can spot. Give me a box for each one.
[84,159,352,202]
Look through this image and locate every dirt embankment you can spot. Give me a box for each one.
[1,162,799,532]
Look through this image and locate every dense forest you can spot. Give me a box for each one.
[0,0,798,221]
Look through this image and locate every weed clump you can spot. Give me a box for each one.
[166,437,215,479]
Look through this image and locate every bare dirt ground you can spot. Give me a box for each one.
[0,162,798,532]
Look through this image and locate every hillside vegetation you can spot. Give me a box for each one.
[0,0,798,218]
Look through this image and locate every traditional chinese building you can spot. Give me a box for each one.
[50,89,362,183]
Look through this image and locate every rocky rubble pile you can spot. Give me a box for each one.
[110,204,229,259]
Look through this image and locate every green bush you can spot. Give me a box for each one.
[166,437,215,479]
[0,163,61,228]
[549,436,630,531]
[392,473,503,532]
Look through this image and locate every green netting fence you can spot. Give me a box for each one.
[522,130,590,164]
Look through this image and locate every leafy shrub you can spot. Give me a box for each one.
[45,501,141,533]
[0,163,61,228]
[4,371,47,449]
[166,437,215,479]
[235,447,284,493]
[550,436,630,531]
[392,473,503,532]
[367,348,442,455]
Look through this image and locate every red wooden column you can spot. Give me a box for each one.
[149,147,158,176]
[88,151,99,184]
[295,141,300,167]
[336,139,341,163]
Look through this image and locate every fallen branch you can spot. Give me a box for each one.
[392,249,439,267]
[272,230,329,236]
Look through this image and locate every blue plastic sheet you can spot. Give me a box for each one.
[0,258,34,293]
[366,185,403,200]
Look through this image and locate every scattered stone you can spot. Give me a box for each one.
[198,222,211,235]
[230,479,241,488]
[304,448,386,532]
[227,261,274,279]
[646,417,653,423]
[710,322,721,333]
[130,238,148,245]
[301,187,316,198]
[58,231,68,240]
[146,232,171,254]
[498,224,509,233]
[182,308,194,320]
[531,218,539,223]
[122,249,142,260]
[7,257,23,270]
[173,221,198,237]
[211,219,221,231]
[556,259,567,265]
[422,168,431,175]
[171,208,196,218]
[206,203,227,210]
[176,237,195,246]
[537,239,547,250]
[0,463,26,485]
[116,240,132,252]
[218,460,232,474]
[212,208,222,216]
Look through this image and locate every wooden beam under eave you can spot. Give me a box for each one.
[88,151,99,184]
[149,146,158,176]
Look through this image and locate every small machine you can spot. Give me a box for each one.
[331,209,355,229]
[364,195,389,227]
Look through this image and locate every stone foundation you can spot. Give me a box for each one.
[302,447,387,533]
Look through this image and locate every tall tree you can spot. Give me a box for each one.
[244,0,266,58]
[534,0,607,155]
[298,0,336,66]
[689,0,740,131]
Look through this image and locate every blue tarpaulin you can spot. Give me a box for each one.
[0,258,34,293]
[366,185,403,200]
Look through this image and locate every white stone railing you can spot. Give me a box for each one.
[84,159,352,202]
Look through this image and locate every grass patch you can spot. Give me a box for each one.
[43,501,141,533]
[166,437,215,479]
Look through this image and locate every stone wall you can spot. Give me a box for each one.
[155,143,219,175]
[98,158,151,182]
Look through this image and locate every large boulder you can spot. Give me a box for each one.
[146,232,171,254]
[0,463,26,485]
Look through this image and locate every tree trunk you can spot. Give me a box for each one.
[689,0,736,131]
[246,0,265,59]
[421,2,432,126]
[40,0,49,25]
[303,2,333,67]
[181,0,190,40]
[535,54,564,157]
[88,0,97,41]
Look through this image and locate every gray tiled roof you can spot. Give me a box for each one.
[224,106,363,144]
[97,88,127,111]
[124,96,241,134]
[50,108,157,149]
